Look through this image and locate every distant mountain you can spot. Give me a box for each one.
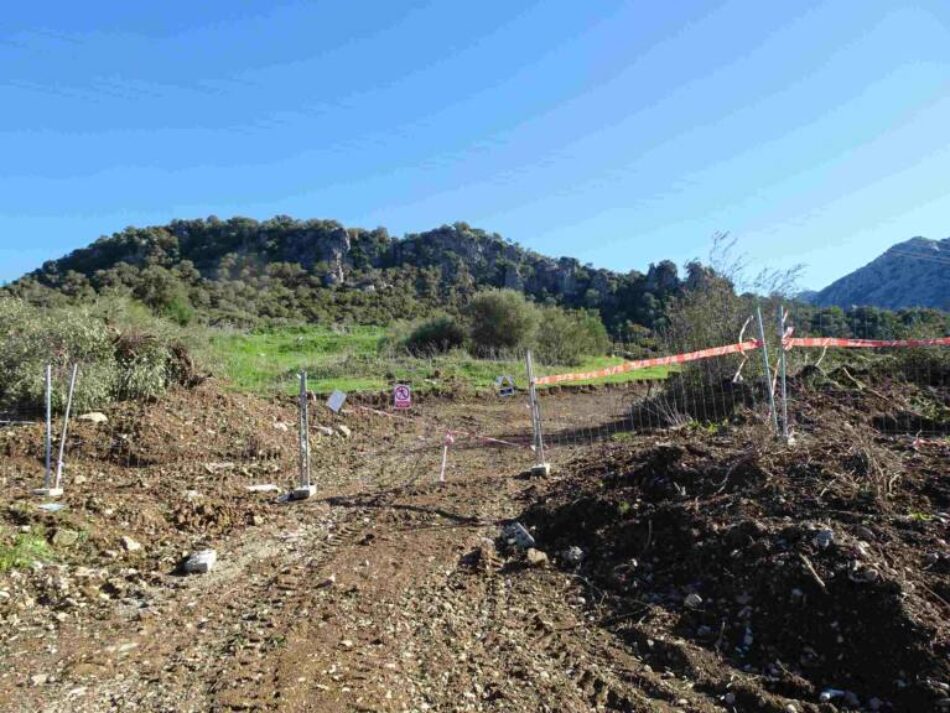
[812,237,949,310]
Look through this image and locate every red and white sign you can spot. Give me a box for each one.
[393,384,412,410]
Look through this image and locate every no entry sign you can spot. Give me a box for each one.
[393,384,412,410]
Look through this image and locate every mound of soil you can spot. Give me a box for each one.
[522,418,949,711]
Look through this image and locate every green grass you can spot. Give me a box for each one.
[209,325,670,396]
[0,533,52,572]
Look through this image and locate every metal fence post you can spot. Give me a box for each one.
[54,364,78,491]
[777,304,790,442]
[290,370,316,499]
[45,364,53,487]
[755,305,779,433]
[525,351,550,476]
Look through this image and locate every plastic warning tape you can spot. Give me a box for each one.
[785,336,950,349]
[534,339,763,386]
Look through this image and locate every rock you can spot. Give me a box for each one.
[336,424,352,439]
[78,412,108,424]
[245,484,279,493]
[526,548,549,567]
[120,536,142,552]
[183,549,217,574]
[812,529,835,549]
[723,692,736,705]
[30,673,49,686]
[273,421,290,432]
[318,575,336,588]
[561,546,585,565]
[52,529,80,548]
[684,593,703,610]
[340,639,354,649]
[819,689,845,703]
[316,426,335,437]
[502,522,535,549]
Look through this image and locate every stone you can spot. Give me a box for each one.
[52,529,80,548]
[183,549,217,574]
[502,522,535,549]
[120,536,142,552]
[684,593,703,610]
[316,426,335,437]
[77,412,108,424]
[30,673,49,686]
[812,529,835,549]
[526,548,549,567]
[336,424,352,439]
[561,546,585,565]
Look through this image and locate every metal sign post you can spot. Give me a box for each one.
[53,364,78,491]
[525,351,550,476]
[35,364,63,498]
[755,305,779,434]
[777,304,790,442]
[290,371,316,500]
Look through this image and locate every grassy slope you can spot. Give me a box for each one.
[210,326,669,395]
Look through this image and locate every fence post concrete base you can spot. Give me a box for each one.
[531,463,551,477]
[34,487,64,498]
[289,485,316,500]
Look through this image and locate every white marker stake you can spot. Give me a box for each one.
[439,432,455,484]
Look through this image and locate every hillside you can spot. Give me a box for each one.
[5,217,689,336]
[812,237,950,310]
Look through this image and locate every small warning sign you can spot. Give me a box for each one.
[326,390,347,413]
[393,384,412,410]
[495,375,516,397]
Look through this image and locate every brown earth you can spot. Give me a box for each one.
[0,375,947,712]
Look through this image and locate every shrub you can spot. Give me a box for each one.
[534,307,610,365]
[404,315,466,356]
[0,296,202,413]
[467,289,540,356]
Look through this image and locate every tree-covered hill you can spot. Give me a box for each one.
[5,217,690,336]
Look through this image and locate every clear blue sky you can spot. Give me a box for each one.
[2,1,949,289]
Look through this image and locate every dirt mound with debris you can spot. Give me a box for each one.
[522,409,949,711]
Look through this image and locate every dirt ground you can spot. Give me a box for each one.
[1,375,947,712]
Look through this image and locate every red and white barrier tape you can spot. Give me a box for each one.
[784,336,950,350]
[534,339,762,386]
[347,404,530,450]
[535,333,949,387]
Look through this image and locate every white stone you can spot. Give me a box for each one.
[77,412,108,424]
[184,549,217,574]
[120,536,142,552]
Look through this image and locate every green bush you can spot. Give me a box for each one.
[534,307,610,366]
[404,315,467,356]
[0,296,202,413]
[467,289,540,356]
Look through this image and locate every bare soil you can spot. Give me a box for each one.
[0,376,946,712]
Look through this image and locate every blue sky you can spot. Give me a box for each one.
[1,1,948,289]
